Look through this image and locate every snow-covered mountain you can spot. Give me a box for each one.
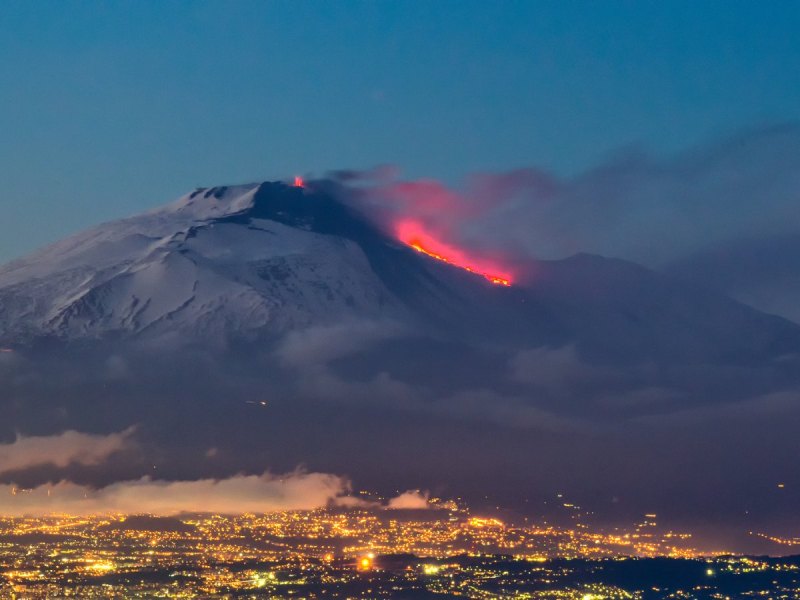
[0,183,406,346]
[1,180,799,366]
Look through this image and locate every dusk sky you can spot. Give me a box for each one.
[2,0,800,262]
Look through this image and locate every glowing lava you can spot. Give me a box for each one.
[396,220,511,286]
[293,176,305,188]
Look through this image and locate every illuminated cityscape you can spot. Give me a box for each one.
[1,499,799,599]
[3,3,800,599]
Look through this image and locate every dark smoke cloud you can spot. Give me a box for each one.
[339,124,800,320]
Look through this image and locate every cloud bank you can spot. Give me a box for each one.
[0,471,349,516]
[0,472,436,517]
[0,426,433,516]
[0,428,136,476]
[275,319,408,368]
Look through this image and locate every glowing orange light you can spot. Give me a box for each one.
[397,220,512,286]
[293,176,305,188]
[468,517,505,528]
[359,557,372,570]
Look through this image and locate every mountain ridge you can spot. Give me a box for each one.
[1,180,799,369]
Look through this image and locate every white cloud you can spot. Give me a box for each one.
[0,472,443,516]
[0,428,136,475]
[386,490,430,509]
[0,470,351,516]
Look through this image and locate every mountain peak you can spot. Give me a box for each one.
[0,179,799,372]
[160,182,263,221]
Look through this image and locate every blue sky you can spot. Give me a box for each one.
[1,0,799,262]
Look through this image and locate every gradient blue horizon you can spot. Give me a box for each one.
[1,0,799,262]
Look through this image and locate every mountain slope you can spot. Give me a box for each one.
[0,184,405,345]
[664,234,800,324]
[1,180,799,367]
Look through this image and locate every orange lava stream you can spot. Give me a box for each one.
[407,240,511,286]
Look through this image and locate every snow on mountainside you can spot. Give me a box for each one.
[0,184,260,286]
[1,180,800,367]
[0,183,404,345]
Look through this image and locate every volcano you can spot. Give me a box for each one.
[1,180,797,365]
[3,179,800,526]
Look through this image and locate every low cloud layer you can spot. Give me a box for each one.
[0,471,349,516]
[275,319,408,368]
[0,428,136,476]
[0,472,433,517]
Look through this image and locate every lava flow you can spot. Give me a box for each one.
[293,176,305,188]
[396,220,511,286]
